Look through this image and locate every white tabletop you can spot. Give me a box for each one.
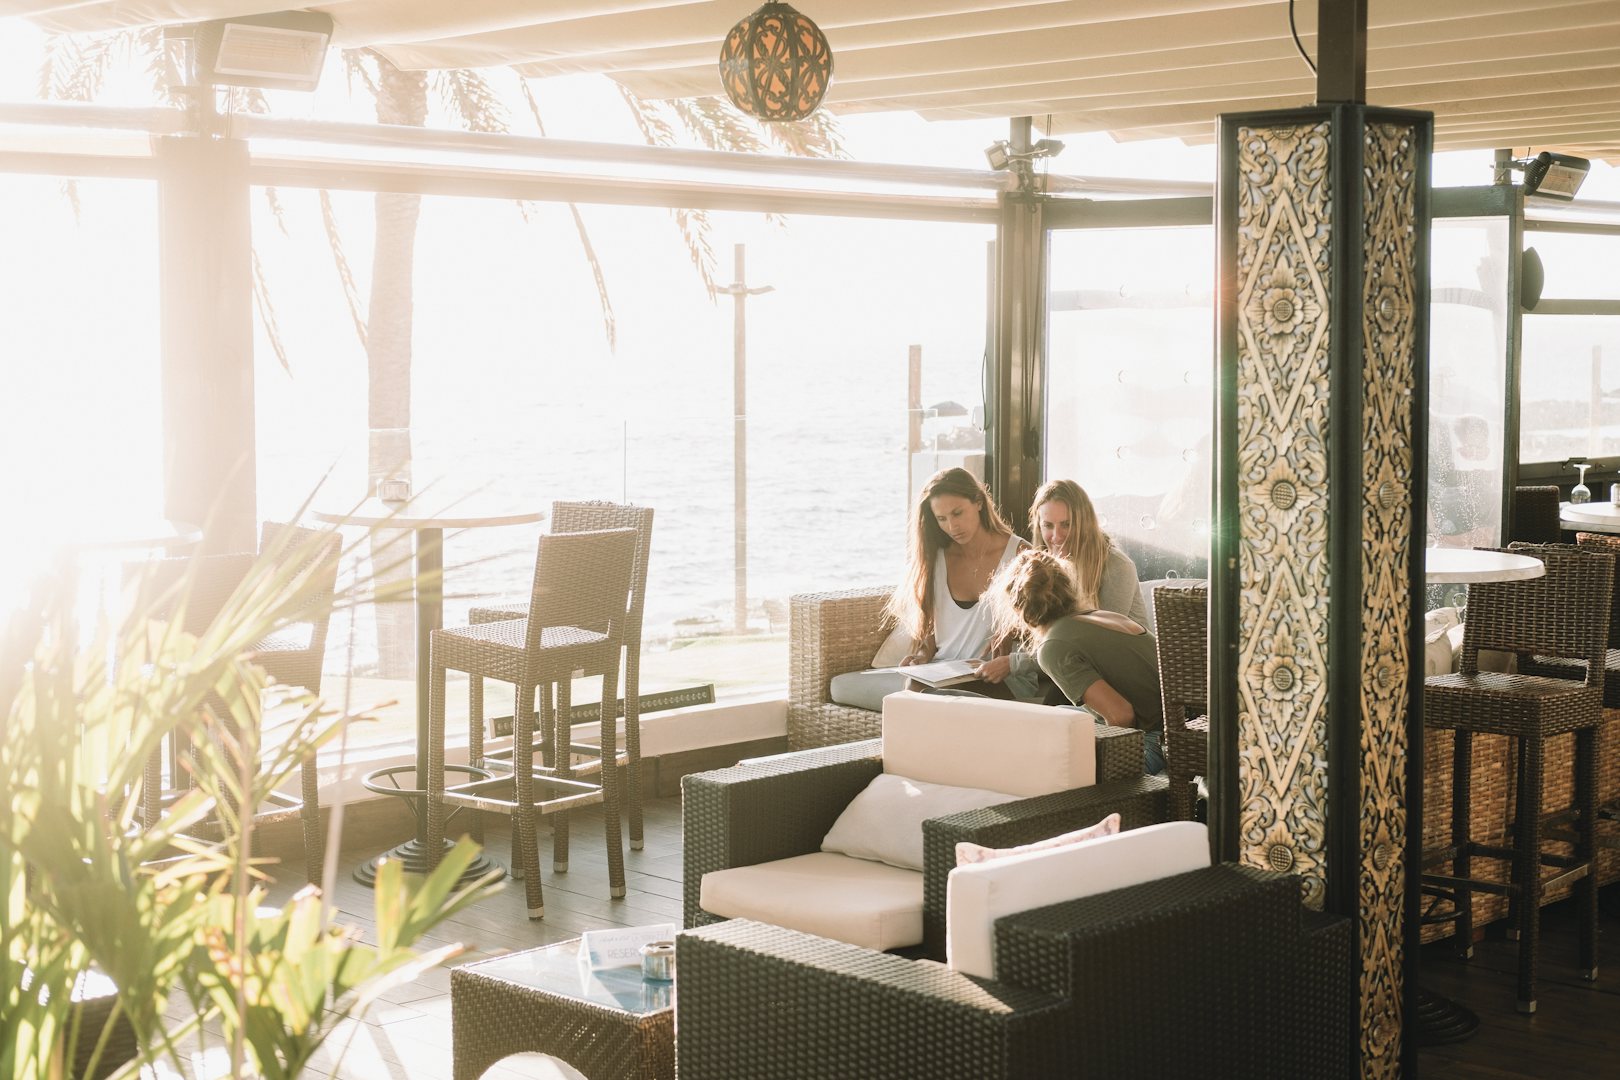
[314,499,544,530]
[1559,501,1620,535]
[1424,547,1546,584]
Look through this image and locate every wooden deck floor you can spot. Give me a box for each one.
[249,795,1620,1080]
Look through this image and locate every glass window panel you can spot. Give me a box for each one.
[1044,225,1214,579]
[0,174,162,571]
[255,188,989,746]
[1428,216,1509,547]
[1525,231,1620,301]
[1519,314,1620,466]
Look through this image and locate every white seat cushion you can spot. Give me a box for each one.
[946,821,1210,979]
[700,852,924,951]
[881,691,1094,796]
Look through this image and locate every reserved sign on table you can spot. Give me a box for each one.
[580,924,677,971]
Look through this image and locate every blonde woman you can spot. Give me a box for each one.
[991,548,1165,773]
[979,479,1146,697]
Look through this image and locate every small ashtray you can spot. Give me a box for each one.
[639,940,675,982]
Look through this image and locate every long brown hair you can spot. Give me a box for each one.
[1029,478,1111,610]
[887,467,1012,643]
[990,548,1080,640]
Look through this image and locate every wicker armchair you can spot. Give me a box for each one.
[787,586,895,749]
[677,864,1351,1080]
[682,721,1166,960]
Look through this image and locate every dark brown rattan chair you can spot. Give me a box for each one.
[1152,582,1208,821]
[1521,532,1620,885]
[1421,543,1611,1013]
[466,502,655,849]
[131,522,340,884]
[427,527,637,918]
[676,865,1352,1080]
[1510,484,1564,544]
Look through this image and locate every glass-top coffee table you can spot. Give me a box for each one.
[451,938,675,1080]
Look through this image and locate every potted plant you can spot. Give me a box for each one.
[0,527,499,1079]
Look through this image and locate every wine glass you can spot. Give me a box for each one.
[1572,462,1593,504]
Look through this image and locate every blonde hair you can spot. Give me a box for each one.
[1029,479,1111,610]
[887,468,1012,643]
[990,548,1080,641]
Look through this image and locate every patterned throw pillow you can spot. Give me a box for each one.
[954,812,1121,866]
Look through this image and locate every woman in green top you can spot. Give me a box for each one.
[991,548,1166,774]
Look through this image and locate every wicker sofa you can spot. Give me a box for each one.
[677,860,1351,1080]
[683,695,1166,959]
[788,586,895,750]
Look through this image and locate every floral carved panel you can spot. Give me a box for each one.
[1232,121,1334,909]
[1357,119,1418,1079]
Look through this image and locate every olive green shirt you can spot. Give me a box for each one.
[1035,614,1163,731]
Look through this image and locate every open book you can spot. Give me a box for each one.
[897,658,982,688]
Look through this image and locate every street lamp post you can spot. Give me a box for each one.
[718,244,773,635]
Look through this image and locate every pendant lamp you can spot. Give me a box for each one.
[718,2,833,122]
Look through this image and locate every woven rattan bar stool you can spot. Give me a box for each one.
[1153,582,1208,822]
[466,502,655,849]
[426,527,638,918]
[131,522,339,884]
[1523,532,1620,880]
[1422,543,1611,1013]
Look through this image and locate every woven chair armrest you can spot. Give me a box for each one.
[789,587,896,708]
[1092,723,1146,781]
[993,864,1353,1080]
[677,919,1067,1080]
[919,775,1169,957]
[681,741,884,927]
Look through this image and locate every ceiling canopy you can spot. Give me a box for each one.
[18,0,1620,160]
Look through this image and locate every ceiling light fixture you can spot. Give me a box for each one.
[1500,151,1591,202]
[718,3,833,122]
[166,10,334,93]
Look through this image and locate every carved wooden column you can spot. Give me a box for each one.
[1212,105,1432,1078]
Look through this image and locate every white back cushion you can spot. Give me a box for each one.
[946,821,1210,979]
[881,691,1095,796]
[821,773,1021,871]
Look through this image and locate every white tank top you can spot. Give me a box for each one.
[931,533,1022,661]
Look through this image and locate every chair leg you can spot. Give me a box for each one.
[300,756,323,887]
[1577,726,1599,981]
[553,679,571,874]
[624,647,644,851]
[1515,735,1544,1014]
[1507,738,1528,941]
[513,680,544,918]
[426,656,448,870]
[602,664,626,899]
[465,676,484,848]
[1452,729,1475,960]
[510,683,539,880]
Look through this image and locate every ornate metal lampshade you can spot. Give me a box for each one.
[718,2,833,122]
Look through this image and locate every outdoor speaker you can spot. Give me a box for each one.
[1521,247,1545,311]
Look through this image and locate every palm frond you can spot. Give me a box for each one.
[319,189,369,350]
[666,95,771,156]
[339,48,378,101]
[617,86,722,297]
[761,107,849,159]
[253,250,291,374]
[435,68,509,134]
[519,77,617,348]
[37,30,128,103]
